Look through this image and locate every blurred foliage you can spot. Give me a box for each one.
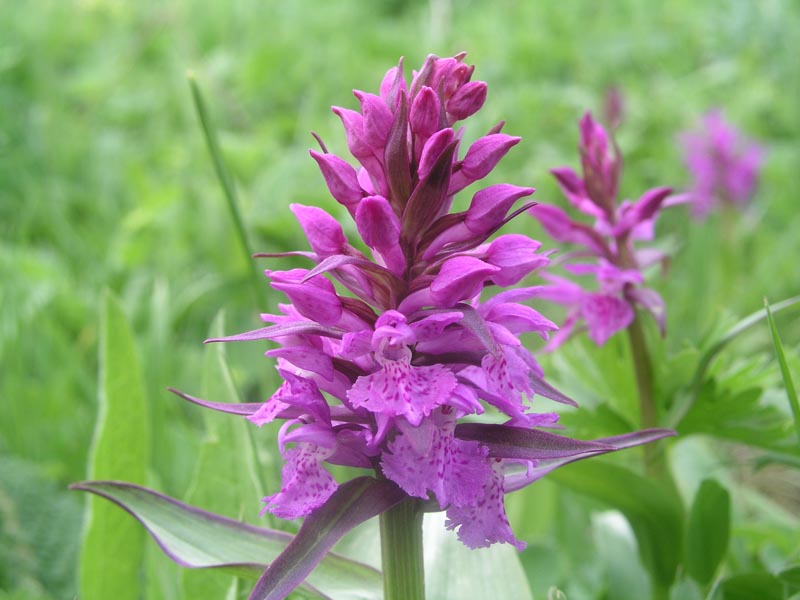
[2,0,799,598]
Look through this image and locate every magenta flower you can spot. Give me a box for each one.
[680,109,763,219]
[175,56,671,567]
[530,112,673,348]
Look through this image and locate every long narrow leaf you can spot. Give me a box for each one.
[765,299,800,445]
[249,477,406,600]
[70,481,382,599]
[454,423,614,459]
[78,291,149,600]
[180,312,270,596]
[188,72,262,305]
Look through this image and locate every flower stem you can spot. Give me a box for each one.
[380,497,425,600]
[626,310,661,474]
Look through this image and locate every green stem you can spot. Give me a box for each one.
[187,72,263,307]
[626,309,662,475]
[380,498,425,600]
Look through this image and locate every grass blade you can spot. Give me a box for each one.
[187,71,263,305]
[764,298,800,445]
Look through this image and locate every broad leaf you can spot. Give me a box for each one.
[549,460,684,587]
[778,566,800,592]
[684,478,730,585]
[423,512,534,600]
[79,291,149,600]
[710,573,784,600]
[249,476,405,600]
[180,312,271,597]
[70,481,382,599]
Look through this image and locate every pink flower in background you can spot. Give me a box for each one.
[680,109,763,219]
[530,112,673,348]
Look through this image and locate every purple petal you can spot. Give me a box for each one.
[613,186,672,237]
[381,409,491,507]
[290,203,348,257]
[446,80,487,121]
[464,184,535,234]
[309,151,363,209]
[355,195,406,276]
[409,85,441,138]
[528,204,609,257]
[445,461,525,550]
[430,256,500,306]
[628,287,666,335]
[484,234,549,286]
[270,273,343,327]
[354,91,393,151]
[347,361,457,426]
[262,443,338,520]
[581,293,634,345]
[417,128,455,181]
[450,134,521,193]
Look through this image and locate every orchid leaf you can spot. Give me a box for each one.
[710,573,784,600]
[502,428,675,492]
[180,311,270,596]
[78,291,149,600]
[549,460,684,588]
[684,478,730,585]
[765,299,800,445]
[249,476,405,600]
[69,481,383,600]
[423,512,534,600]
[454,423,614,459]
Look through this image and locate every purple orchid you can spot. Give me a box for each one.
[172,55,671,590]
[530,112,674,348]
[679,109,763,219]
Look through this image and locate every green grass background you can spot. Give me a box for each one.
[2,0,798,598]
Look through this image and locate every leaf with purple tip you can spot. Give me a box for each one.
[249,477,406,600]
[70,481,383,599]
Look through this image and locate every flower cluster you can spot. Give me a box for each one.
[187,55,669,552]
[529,112,673,348]
[680,109,763,219]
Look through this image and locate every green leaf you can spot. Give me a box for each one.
[70,480,383,600]
[765,299,800,445]
[549,460,683,588]
[666,294,800,429]
[187,72,263,306]
[592,511,649,600]
[711,573,784,600]
[79,291,150,600]
[778,566,800,591]
[180,311,269,598]
[423,512,534,600]
[250,477,405,600]
[684,478,730,585]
